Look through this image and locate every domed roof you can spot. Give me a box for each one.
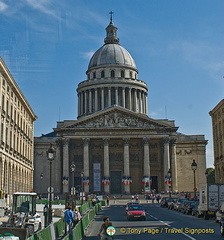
[87,17,137,71]
[88,44,137,70]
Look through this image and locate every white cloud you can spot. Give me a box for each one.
[81,51,95,60]
[169,40,224,78]
[0,1,8,12]
[23,0,57,17]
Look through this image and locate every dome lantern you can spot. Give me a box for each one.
[104,11,119,44]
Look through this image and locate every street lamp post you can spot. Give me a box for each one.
[205,170,208,184]
[81,172,84,205]
[40,173,43,197]
[71,163,76,211]
[191,159,197,200]
[167,169,172,198]
[46,144,55,225]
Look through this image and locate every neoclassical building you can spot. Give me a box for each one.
[0,57,37,196]
[34,18,207,195]
[209,99,224,183]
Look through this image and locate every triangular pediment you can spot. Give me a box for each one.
[60,106,178,131]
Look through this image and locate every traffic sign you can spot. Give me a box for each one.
[48,186,54,193]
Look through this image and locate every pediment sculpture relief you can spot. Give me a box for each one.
[73,112,163,128]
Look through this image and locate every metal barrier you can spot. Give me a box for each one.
[26,201,103,240]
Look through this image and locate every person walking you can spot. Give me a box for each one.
[106,195,110,206]
[98,216,113,240]
[64,206,74,234]
[73,208,81,226]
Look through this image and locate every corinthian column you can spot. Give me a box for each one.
[122,88,125,107]
[103,138,110,193]
[62,138,70,193]
[170,138,177,192]
[143,137,150,179]
[163,138,170,192]
[94,89,98,112]
[89,90,92,113]
[123,138,130,193]
[55,139,62,193]
[83,138,90,193]
[115,87,118,105]
[108,88,111,107]
[101,88,104,110]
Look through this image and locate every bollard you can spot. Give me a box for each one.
[44,203,49,227]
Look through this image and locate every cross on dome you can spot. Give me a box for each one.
[109,11,114,24]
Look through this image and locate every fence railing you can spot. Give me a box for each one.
[26,200,105,240]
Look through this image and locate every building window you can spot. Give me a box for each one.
[101,71,105,78]
[121,70,125,78]
[111,70,115,78]
[130,71,133,79]
[2,95,5,110]
[93,72,96,79]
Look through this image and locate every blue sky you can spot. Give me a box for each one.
[0,0,223,168]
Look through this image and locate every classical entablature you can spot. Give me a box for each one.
[54,106,178,135]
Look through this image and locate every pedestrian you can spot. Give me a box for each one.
[135,193,139,202]
[64,206,74,234]
[73,208,81,226]
[92,197,96,207]
[156,194,161,203]
[106,195,110,206]
[98,216,113,240]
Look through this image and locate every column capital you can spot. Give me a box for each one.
[82,138,90,145]
[163,137,170,144]
[143,137,150,144]
[170,138,176,144]
[103,138,110,145]
[123,138,130,145]
[62,138,70,146]
[55,138,62,147]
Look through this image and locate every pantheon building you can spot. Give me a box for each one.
[34,17,207,195]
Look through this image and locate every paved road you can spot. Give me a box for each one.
[83,201,223,240]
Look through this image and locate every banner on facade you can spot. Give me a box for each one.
[93,163,101,191]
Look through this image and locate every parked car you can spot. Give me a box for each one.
[126,205,146,221]
[178,200,190,213]
[216,202,224,223]
[168,198,177,210]
[160,197,173,208]
[191,201,199,217]
[173,198,188,211]
[182,201,196,214]
[220,214,224,235]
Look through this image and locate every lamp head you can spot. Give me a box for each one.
[191,159,197,171]
[47,144,55,160]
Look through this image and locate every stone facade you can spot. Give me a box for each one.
[209,99,224,183]
[34,18,207,195]
[34,107,207,195]
[0,57,37,195]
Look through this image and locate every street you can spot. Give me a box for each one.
[83,200,223,240]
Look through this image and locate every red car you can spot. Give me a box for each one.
[126,205,146,221]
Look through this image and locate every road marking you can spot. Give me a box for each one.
[149,214,197,240]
